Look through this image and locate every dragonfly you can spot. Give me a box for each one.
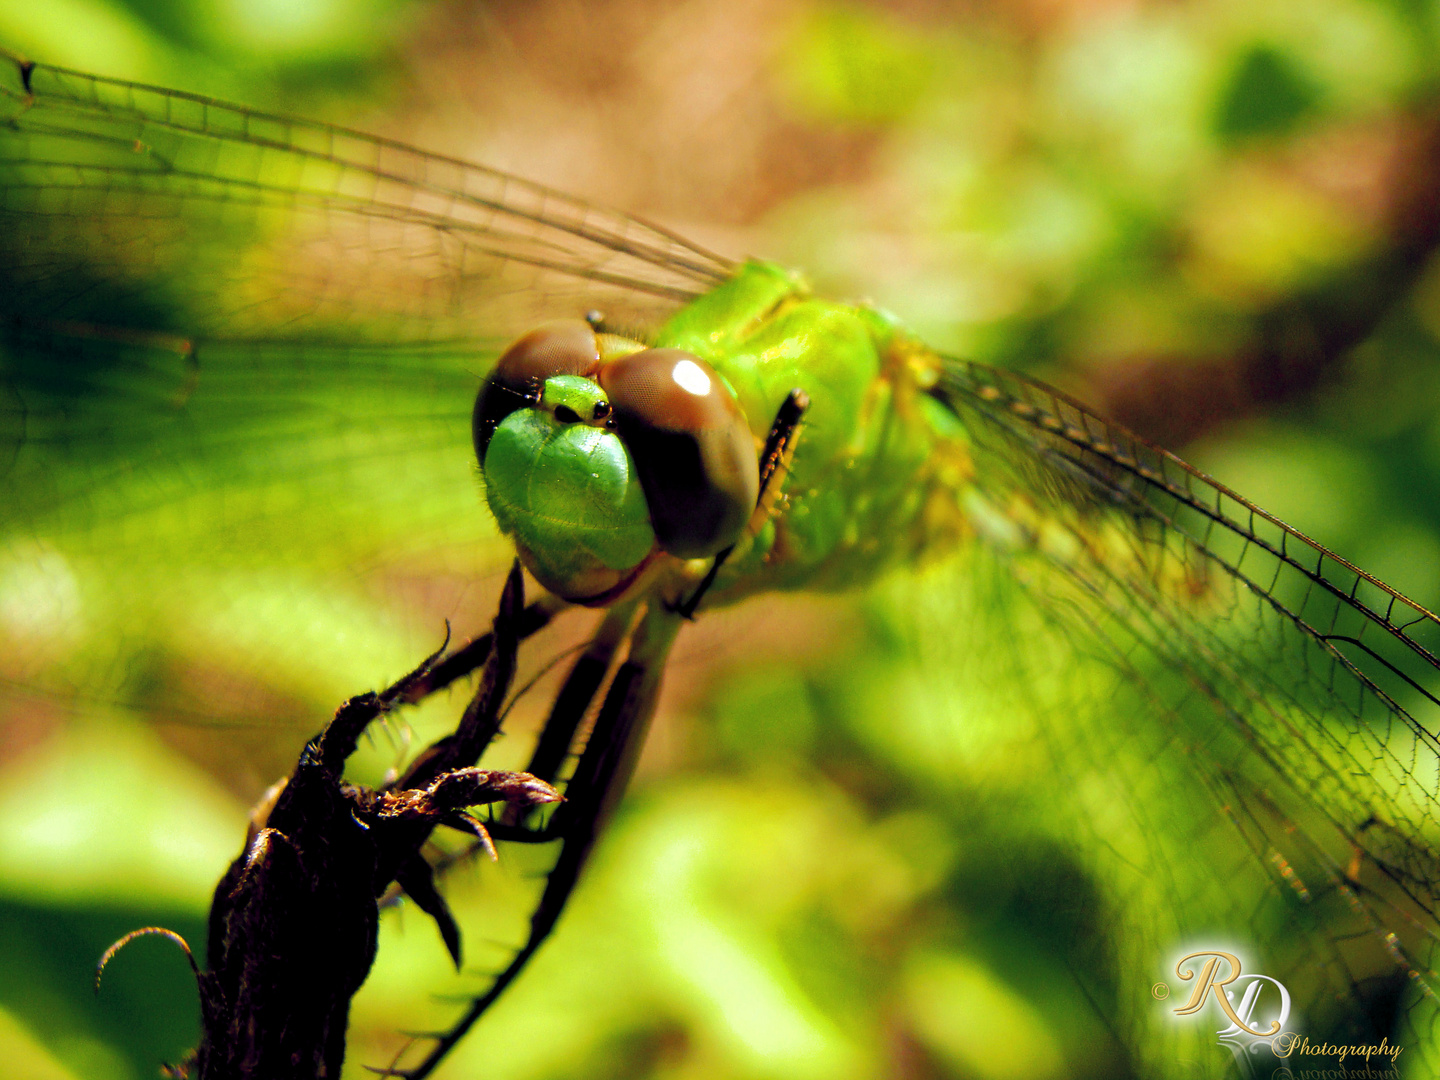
[3,49,1440,1080]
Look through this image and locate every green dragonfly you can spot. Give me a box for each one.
[4,51,1440,1080]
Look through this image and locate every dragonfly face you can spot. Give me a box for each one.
[474,319,759,600]
[5,47,1440,1080]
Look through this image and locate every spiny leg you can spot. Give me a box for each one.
[390,605,683,1080]
[391,598,641,895]
[390,560,527,792]
[371,563,546,966]
[677,387,809,618]
[523,599,641,786]
[402,592,565,704]
[377,599,639,980]
[318,560,563,783]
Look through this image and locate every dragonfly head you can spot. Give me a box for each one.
[475,320,759,603]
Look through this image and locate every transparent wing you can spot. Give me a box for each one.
[929,358,1440,1071]
[0,52,731,344]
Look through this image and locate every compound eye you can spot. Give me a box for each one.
[598,348,759,559]
[473,320,602,460]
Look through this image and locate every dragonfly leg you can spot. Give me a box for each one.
[676,387,810,617]
[388,561,527,791]
[391,604,682,1080]
[523,599,642,785]
[395,589,566,706]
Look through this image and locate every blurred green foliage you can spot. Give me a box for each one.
[1214,44,1323,141]
[6,1,1440,1079]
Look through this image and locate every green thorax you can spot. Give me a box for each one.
[654,260,973,605]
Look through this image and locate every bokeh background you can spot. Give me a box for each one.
[6,1,1440,1078]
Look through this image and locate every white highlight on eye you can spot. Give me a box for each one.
[671,358,711,396]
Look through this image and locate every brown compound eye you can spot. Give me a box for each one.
[598,348,759,559]
[473,320,602,460]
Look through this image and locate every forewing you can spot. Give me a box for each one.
[0,52,731,343]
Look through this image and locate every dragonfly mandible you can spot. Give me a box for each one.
[3,51,1440,1080]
